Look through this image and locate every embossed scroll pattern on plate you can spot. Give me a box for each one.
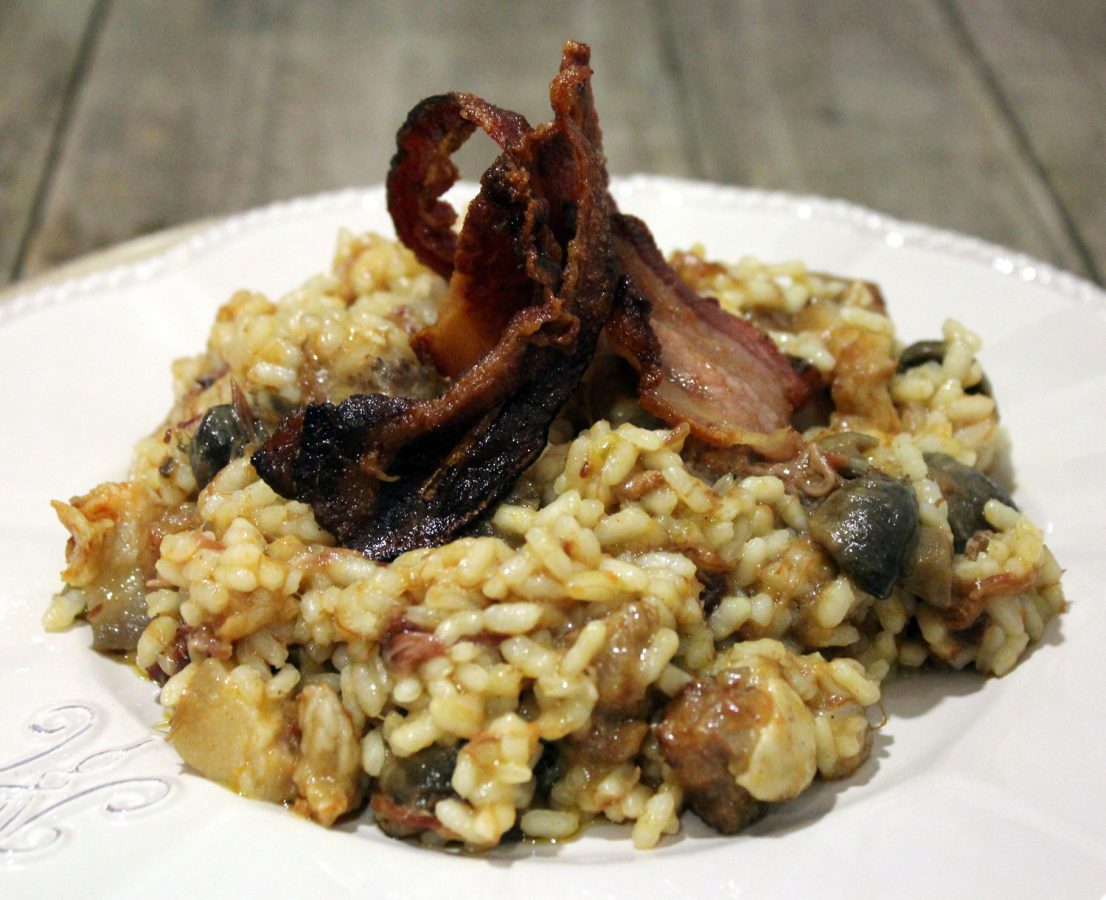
[0,702,173,857]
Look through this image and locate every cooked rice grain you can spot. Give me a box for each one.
[48,232,1065,851]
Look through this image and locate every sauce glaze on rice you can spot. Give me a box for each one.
[47,229,1064,849]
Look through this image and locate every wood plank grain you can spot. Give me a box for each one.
[662,0,1092,277]
[952,0,1105,282]
[19,0,690,276]
[0,0,96,285]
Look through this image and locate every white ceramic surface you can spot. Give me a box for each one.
[3,177,1104,898]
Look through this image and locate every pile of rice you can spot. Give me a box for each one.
[47,230,1065,850]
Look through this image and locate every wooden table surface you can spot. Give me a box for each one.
[2,0,1103,292]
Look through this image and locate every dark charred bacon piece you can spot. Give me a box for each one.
[253,43,615,560]
[607,214,807,459]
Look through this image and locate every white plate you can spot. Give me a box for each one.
[3,177,1104,898]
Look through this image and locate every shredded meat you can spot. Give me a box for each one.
[382,620,446,676]
[695,437,842,499]
[565,602,658,764]
[145,625,190,685]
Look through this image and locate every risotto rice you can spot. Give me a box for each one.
[47,229,1065,849]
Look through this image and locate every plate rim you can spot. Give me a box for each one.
[1,174,1103,332]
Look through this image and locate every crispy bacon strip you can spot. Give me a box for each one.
[386,93,539,377]
[607,214,807,458]
[255,41,808,560]
[403,44,604,379]
[253,44,615,560]
[386,93,530,280]
[391,50,805,449]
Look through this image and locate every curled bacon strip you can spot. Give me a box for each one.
[387,44,806,452]
[253,44,615,560]
[403,42,604,379]
[386,93,530,281]
[254,41,808,560]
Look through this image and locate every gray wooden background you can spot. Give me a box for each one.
[2,0,1103,289]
